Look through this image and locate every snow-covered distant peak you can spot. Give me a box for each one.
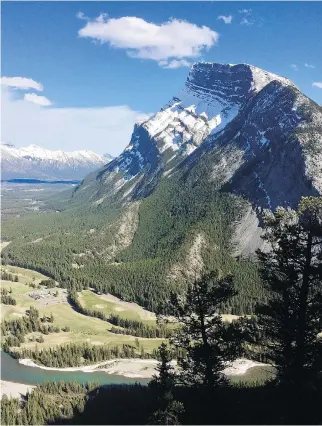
[1,143,113,180]
[1,143,107,164]
[103,153,115,162]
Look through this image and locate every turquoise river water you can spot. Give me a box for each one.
[1,351,148,386]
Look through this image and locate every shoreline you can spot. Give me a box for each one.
[19,357,269,379]
[1,254,270,382]
[0,380,35,399]
[19,357,160,378]
[0,358,272,400]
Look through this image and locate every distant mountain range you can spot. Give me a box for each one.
[0,144,113,180]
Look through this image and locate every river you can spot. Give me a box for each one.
[0,351,148,386]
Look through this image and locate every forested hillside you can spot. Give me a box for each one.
[2,197,322,425]
[1,160,264,314]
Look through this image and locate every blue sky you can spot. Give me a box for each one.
[1,1,322,155]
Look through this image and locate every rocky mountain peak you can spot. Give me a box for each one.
[95,62,304,198]
[186,62,294,105]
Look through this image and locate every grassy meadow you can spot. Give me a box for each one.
[1,262,163,354]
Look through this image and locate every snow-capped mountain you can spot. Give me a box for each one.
[1,144,112,180]
[142,62,293,156]
[74,62,321,252]
[103,153,115,162]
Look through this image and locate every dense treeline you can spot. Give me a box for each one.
[68,290,172,338]
[1,381,100,426]
[0,288,17,305]
[1,306,60,352]
[9,342,158,367]
[2,380,321,426]
[2,235,262,315]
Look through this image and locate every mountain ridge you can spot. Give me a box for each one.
[1,143,114,180]
[74,62,321,210]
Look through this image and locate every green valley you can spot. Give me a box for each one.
[1,161,266,316]
[0,261,164,361]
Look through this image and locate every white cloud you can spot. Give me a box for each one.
[158,59,191,69]
[217,15,232,24]
[78,14,219,66]
[305,63,315,69]
[313,82,322,89]
[24,93,52,106]
[291,64,299,71]
[239,9,254,25]
[240,17,254,26]
[76,11,89,21]
[239,9,252,15]
[1,85,146,156]
[0,76,43,91]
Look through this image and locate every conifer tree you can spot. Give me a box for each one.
[148,400,184,426]
[149,343,176,395]
[149,343,184,425]
[256,196,322,391]
[168,270,242,389]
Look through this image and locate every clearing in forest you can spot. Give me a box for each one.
[79,290,157,323]
[0,265,163,354]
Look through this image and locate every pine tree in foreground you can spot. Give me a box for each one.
[149,343,177,395]
[166,270,242,390]
[148,400,184,426]
[256,196,322,391]
[148,343,184,425]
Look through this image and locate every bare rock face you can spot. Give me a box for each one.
[74,62,322,255]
